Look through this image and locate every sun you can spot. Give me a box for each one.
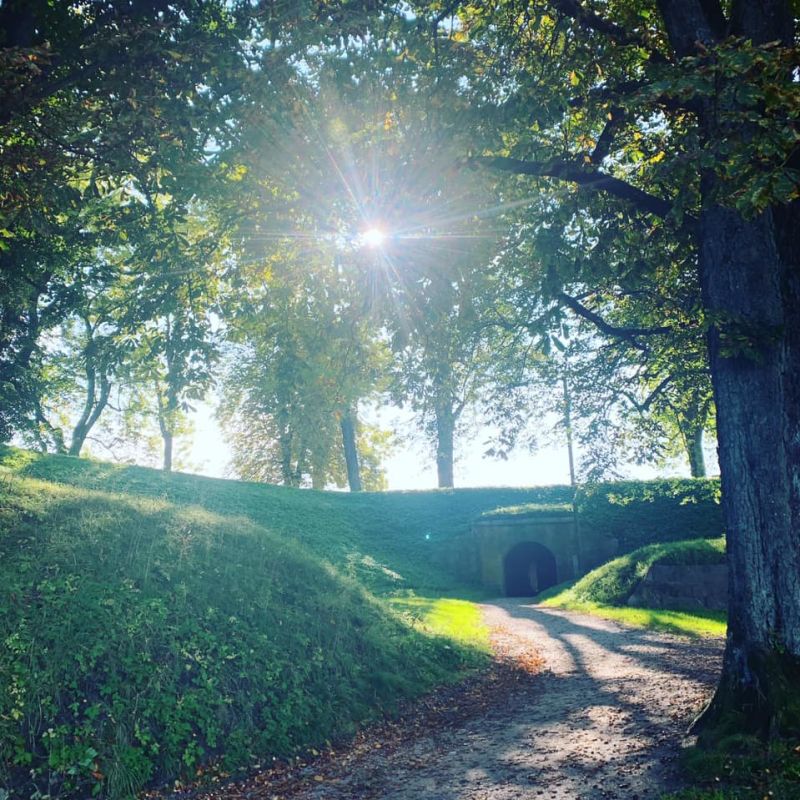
[360,226,386,248]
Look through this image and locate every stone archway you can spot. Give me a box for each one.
[503,541,558,596]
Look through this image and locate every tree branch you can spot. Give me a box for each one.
[550,0,669,62]
[591,108,625,164]
[473,156,675,219]
[558,292,672,344]
[568,79,703,115]
[621,374,674,413]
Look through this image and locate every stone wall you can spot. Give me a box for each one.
[627,563,728,611]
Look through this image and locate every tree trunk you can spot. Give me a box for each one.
[679,398,707,478]
[340,407,362,492]
[686,424,705,479]
[276,408,294,486]
[310,468,325,490]
[656,0,800,741]
[158,384,178,473]
[68,327,111,456]
[562,372,577,486]
[694,200,800,739]
[34,400,66,454]
[163,431,173,473]
[435,403,455,488]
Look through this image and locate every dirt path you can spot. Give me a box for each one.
[178,601,723,800]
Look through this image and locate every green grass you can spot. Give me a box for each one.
[538,538,728,637]
[663,736,800,799]
[0,449,524,800]
[0,446,574,596]
[546,601,727,637]
[0,447,729,798]
[389,596,492,651]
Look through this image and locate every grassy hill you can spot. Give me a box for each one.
[0,447,725,799]
[1,447,574,596]
[539,538,728,636]
[0,447,569,799]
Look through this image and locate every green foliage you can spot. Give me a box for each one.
[575,478,723,552]
[219,243,390,490]
[0,0,246,445]
[0,460,494,799]
[479,479,723,561]
[480,502,573,519]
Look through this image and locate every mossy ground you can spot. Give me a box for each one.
[663,736,800,800]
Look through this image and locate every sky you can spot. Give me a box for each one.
[186,400,715,490]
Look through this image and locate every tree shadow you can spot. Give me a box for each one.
[282,599,724,800]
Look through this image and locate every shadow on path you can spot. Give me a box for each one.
[214,600,725,800]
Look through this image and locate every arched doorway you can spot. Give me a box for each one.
[503,541,558,597]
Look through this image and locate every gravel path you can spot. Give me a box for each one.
[291,600,723,800]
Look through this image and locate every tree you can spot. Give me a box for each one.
[0,0,257,448]
[220,226,390,490]
[219,304,391,490]
[557,326,714,480]
[425,0,799,736]
[123,207,226,471]
[388,254,514,488]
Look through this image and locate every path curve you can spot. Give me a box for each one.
[291,601,722,800]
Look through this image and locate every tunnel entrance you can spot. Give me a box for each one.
[503,541,558,597]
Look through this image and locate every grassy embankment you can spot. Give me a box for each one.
[0,446,732,798]
[537,538,728,637]
[0,446,569,799]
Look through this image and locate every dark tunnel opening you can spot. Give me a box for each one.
[503,541,558,597]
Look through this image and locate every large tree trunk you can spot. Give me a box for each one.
[695,200,800,738]
[657,0,800,739]
[340,407,362,492]
[435,402,455,488]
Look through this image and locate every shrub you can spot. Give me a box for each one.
[575,478,723,552]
